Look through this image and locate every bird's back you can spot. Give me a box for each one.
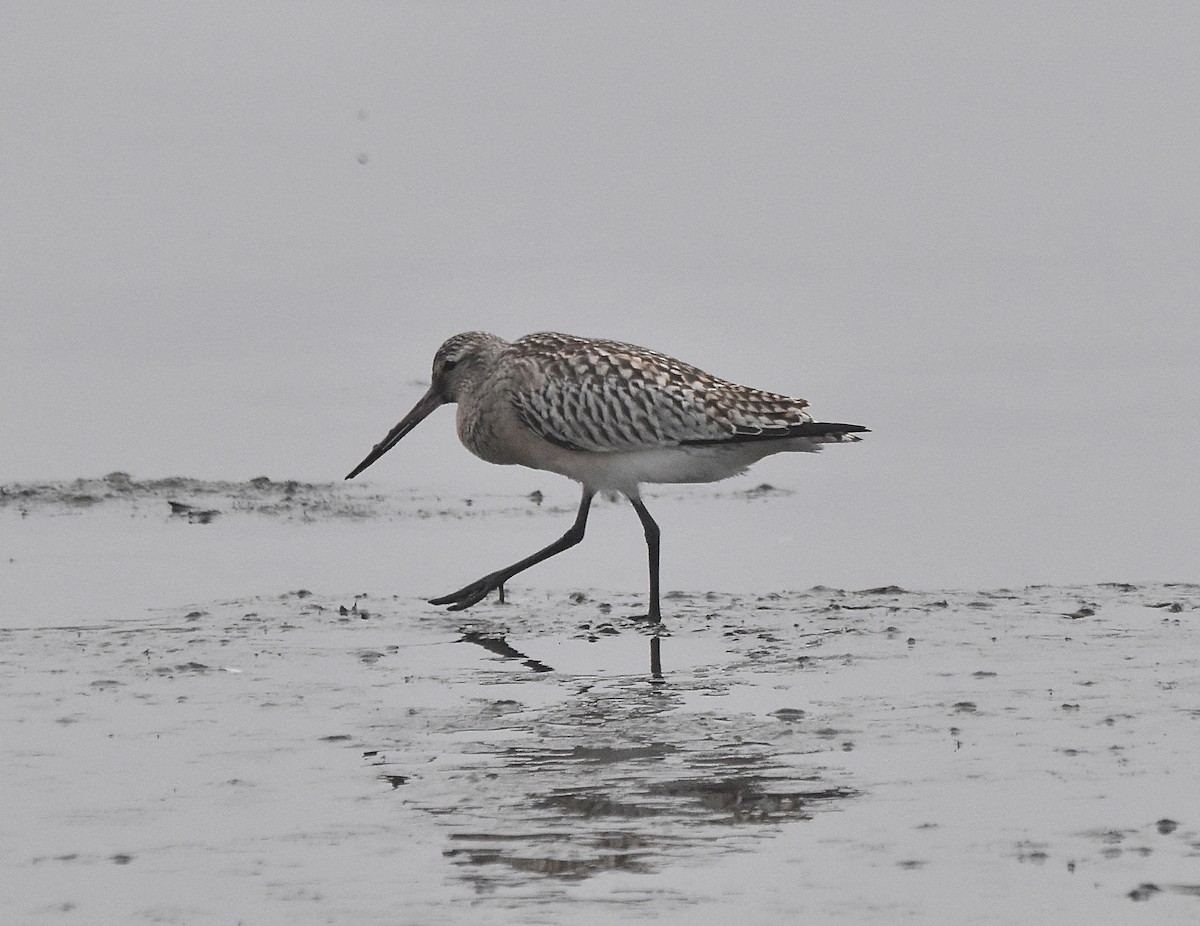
[501,332,827,454]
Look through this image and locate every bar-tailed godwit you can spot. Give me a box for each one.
[346,332,867,621]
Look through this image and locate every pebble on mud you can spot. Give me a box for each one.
[1128,883,1161,901]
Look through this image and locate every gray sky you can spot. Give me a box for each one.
[3,2,1197,587]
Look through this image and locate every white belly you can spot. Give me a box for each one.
[530,439,821,494]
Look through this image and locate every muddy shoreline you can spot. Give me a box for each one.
[3,480,1198,923]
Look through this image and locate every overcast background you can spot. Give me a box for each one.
[3,2,1197,591]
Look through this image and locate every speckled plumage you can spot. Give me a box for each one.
[346,330,868,621]
[506,331,815,451]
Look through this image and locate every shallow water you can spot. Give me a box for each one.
[2,480,1198,924]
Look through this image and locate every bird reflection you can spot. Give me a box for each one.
[457,630,553,673]
[457,628,666,679]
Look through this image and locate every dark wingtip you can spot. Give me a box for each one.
[681,420,870,446]
[808,421,869,435]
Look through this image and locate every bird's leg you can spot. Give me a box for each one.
[627,495,662,622]
[430,488,594,611]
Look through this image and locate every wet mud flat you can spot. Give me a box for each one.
[0,471,577,522]
[2,480,1199,924]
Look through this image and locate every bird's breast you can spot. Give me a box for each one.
[456,392,541,467]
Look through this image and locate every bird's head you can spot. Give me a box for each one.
[344,331,505,480]
[427,331,505,403]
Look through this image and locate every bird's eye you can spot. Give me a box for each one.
[442,358,458,372]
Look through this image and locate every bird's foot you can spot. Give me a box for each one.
[429,573,507,611]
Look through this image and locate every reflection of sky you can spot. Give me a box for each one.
[3,4,1197,587]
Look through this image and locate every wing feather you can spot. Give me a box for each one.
[506,332,816,453]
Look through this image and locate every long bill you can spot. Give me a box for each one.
[344,386,445,480]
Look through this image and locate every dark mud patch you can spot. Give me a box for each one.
[0,473,580,522]
[1,473,398,520]
[1,473,860,524]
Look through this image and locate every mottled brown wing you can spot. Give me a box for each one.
[506,332,812,453]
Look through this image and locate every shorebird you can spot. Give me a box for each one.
[346,332,867,621]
